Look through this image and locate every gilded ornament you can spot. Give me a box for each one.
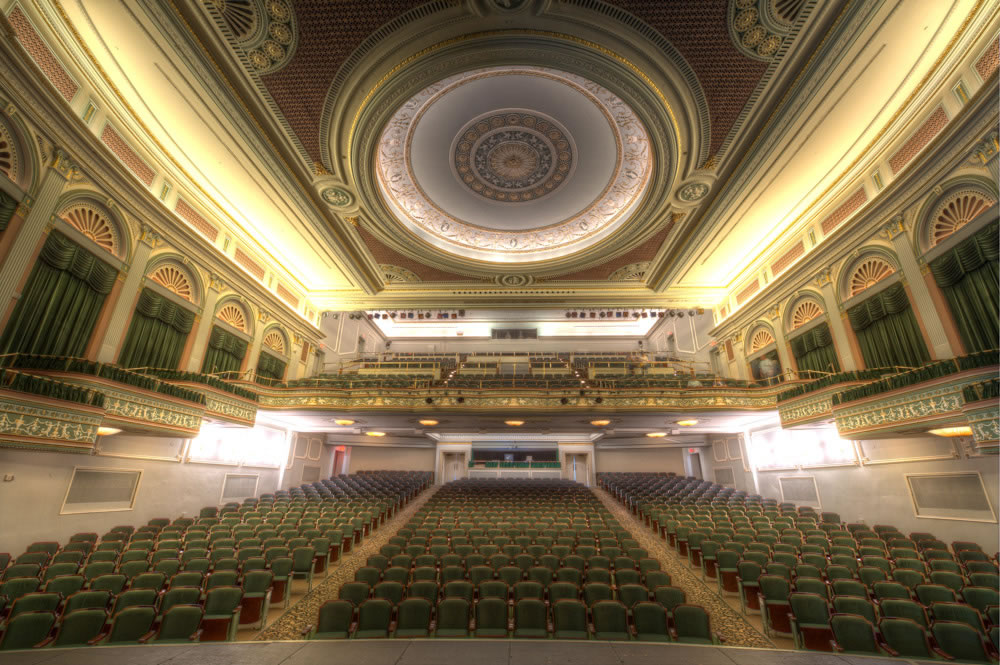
[677,182,709,202]
[321,187,353,208]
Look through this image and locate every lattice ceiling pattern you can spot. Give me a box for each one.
[60,204,119,256]
[790,300,823,329]
[149,264,194,302]
[931,190,995,247]
[216,302,248,332]
[849,256,895,297]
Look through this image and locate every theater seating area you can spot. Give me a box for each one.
[310,479,722,642]
[601,472,1000,661]
[0,472,430,650]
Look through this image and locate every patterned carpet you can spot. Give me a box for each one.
[593,486,775,648]
[255,485,440,640]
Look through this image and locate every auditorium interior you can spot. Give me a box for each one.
[0,0,997,663]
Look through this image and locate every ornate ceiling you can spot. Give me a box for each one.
[19,0,996,315]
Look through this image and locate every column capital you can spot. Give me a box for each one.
[208,272,226,292]
[813,267,833,287]
[139,223,162,248]
[767,304,781,322]
[50,149,79,180]
[969,130,999,165]
[879,214,907,241]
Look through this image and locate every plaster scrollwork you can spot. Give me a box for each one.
[608,262,649,282]
[381,265,421,283]
[375,66,653,262]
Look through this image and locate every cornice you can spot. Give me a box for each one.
[348,32,681,280]
[0,31,323,345]
[710,83,998,340]
[125,2,385,296]
[646,0,870,292]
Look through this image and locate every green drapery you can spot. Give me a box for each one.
[256,349,286,381]
[201,325,247,375]
[848,281,930,370]
[0,190,16,231]
[0,231,116,357]
[929,220,999,353]
[790,322,841,375]
[117,288,195,369]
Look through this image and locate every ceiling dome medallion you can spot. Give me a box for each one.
[453,110,574,203]
[376,66,653,264]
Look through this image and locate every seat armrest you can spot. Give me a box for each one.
[189,629,203,641]
[87,630,109,646]
[137,629,158,644]
[300,624,314,637]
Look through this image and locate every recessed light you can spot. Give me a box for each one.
[365,431,387,437]
[334,419,355,426]
[676,419,699,427]
[505,420,525,426]
[590,419,611,426]
[646,432,667,438]
[928,426,972,437]
[96,426,122,436]
[418,419,439,426]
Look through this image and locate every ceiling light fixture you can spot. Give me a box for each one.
[676,419,699,427]
[928,426,973,437]
[646,432,668,438]
[590,419,611,426]
[96,426,122,436]
[505,420,525,426]
[418,419,439,426]
[333,419,355,426]
[365,431,387,437]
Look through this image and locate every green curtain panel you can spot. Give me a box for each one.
[117,288,195,369]
[0,231,116,357]
[256,349,286,381]
[790,322,841,375]
[201,325,247,375]
[929,221,999,353]
[847,281,930,370]
[0,189,16,231]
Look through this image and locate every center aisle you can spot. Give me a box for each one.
[592,486,776,649]
[255,485,441,640]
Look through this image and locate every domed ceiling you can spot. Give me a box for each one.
[375,66,653,263]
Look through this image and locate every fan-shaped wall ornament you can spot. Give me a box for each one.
[216,302,248,332]
[789,300,823,330]
[263,329,286,355]
[848,256,895,297]
[930,189,995,247]
[59,203,120,256]
[381,264,420,283]
[0,119,18,183]
[749,328,775,353]
[608,262,650,282]
[149,264,194,302]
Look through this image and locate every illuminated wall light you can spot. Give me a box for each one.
[590,419,611,426]
[334,419,355,426]
[365,431,387,437]
[646,432,667,438]
[928,426,973,437]
[418,419,439,426]
[96,426,122,436]
[504,420,525,426]
[676,419,699,427]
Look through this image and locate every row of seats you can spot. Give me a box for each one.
[305,596,720,642]
[0,472,430,650]
[311,478,723,642]
[601,472,1000,661]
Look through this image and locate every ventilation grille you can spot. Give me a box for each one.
[906,473,996,522]
[779,476,821,508]
[715,467,736,486]
[301,465,321,483]
[221,473,258,501]
[62,468,141,514]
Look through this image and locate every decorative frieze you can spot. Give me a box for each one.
[0,390,103,451]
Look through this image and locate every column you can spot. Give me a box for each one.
[881,216,954,359]
[969,131,999,182]
[766,305,794,378]
[729,332,749,380]
[184,273,224,372]
[244,309,268,378]
[814,267,858,371]
[0,150,74,324]
[287,335,304,381]
[96,225,159,362]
